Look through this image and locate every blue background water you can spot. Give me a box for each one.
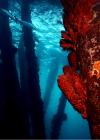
[9,0,91,139]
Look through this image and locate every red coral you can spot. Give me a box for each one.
[60,31,77,50]
[62,0,99,34]
[60,0,100,51]
[58,66,87,119]
[58,0,100,138]
[68,51,77,70]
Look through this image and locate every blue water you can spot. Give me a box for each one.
[9,0,91,139]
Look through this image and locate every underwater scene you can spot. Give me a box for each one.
[0,0,100,139]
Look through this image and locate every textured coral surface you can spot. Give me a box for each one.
[58,0,100,138]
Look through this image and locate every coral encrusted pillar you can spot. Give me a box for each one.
[58,0,100,138]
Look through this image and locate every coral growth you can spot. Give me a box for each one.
[58,0,100,138]
[58,66,87,119]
